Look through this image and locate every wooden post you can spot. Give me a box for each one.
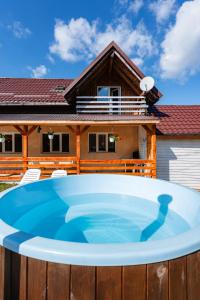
[150,125,157,178]
[141,125,151,160]
[147,131,151,160]
[76,125,81,174]
[22,126,28,173]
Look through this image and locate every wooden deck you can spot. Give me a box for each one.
[0,157,156,182]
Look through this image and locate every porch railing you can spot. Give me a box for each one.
[0,157,156,182]
[76,96,148,114]
[80,159,156,177]
[0,156,77,181]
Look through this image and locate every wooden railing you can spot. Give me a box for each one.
[76,96,148,114]
[0,157,77,181]
[80,159,156,178]
[0,157,24,182]
[27,157,77,178]
[0,157,156,182]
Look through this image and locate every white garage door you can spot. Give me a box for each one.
[157,139,200,190]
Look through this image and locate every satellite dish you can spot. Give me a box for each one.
[140,76,155,92]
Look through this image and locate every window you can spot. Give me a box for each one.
[97,86,121,98]
[42,133,69,153]
[0,133,22,153]
[89,133,116,153]
[97,86,121,114]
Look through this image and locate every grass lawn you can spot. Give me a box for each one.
[0,183,16,192]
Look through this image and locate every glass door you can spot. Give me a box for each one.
[97,86,121,114]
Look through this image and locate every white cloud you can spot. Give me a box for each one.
[49,17,156,63]
[50,18,97,62]
[149,0,176,23]
[160,0,200,80]
[47,54,55,64]
[131,57,144,66]
[129,0,144,14]
[7,21,31,38]
[118,0,129,4]
[29,65,48,78]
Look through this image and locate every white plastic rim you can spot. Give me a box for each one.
[0,175,200,266]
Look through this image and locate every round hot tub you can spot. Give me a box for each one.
[0,174,200,300]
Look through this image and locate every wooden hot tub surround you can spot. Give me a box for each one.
[0,247,200,300]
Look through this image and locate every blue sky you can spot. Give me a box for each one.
[0,0,200,105]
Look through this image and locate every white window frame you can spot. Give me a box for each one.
[0,132,22,153]
[88,133,116,153]
[42,133,70,153]
[97,86,121,97]
[97,86,121,113]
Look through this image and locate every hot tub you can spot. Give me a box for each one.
[0,174,200,300]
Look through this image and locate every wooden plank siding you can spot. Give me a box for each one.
[0,247,200,300]
[157,139,200,190]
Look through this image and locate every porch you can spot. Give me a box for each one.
[0,116,157,182]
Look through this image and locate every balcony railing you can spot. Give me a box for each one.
[76,96,148,114]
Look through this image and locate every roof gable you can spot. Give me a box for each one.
[64,41,162,104]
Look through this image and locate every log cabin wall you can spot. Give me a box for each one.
[77,68,137,98]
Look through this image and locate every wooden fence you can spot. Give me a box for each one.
[0,157,156,182]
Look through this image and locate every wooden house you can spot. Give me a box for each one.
[0,42,199,189]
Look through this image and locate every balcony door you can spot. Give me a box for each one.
[97,86,121,114]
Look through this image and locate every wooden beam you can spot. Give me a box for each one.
[0,120,160,125]
[22,126,28,172]
[150,125,156,177]
[66,125,76,134]
[76,125,81,175]
[73,51,111,91]
[13,125,25,135]
[80,126,90,135]
[113,63,139,95]
[141,125,152,135]
[27,125,38,136]
[147,130,151,160]
[108,53,114,78]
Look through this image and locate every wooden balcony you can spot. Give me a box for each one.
[76,96,148,114]
[0,157,156,182]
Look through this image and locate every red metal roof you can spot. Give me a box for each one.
[0,78,73,105]
[154,105,200,136]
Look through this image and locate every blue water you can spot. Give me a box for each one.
[1,193,190,244]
